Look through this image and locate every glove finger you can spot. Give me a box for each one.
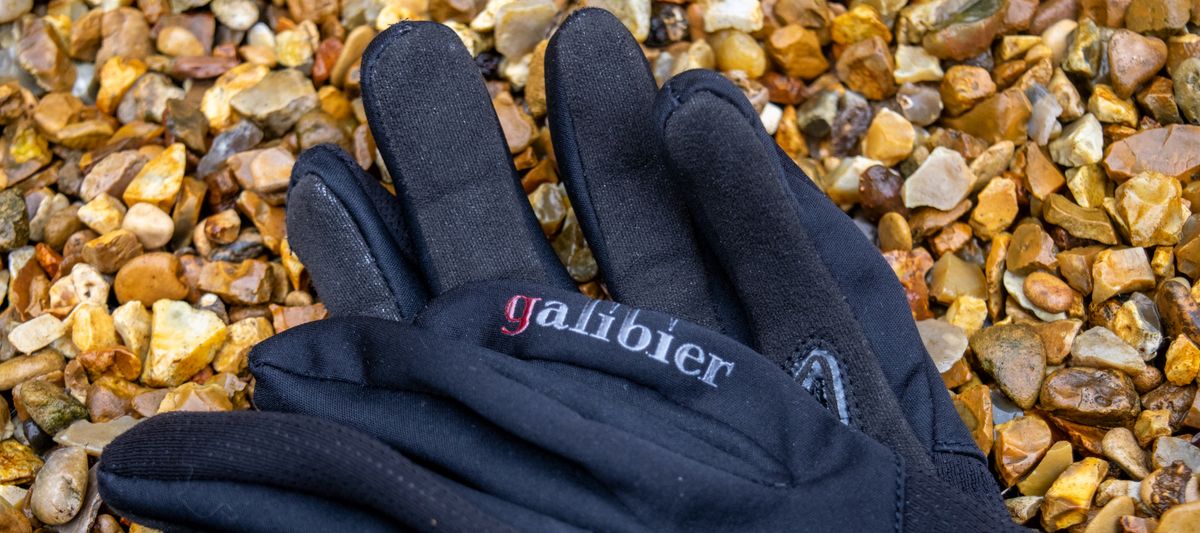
[98,411,516,532]
[652,70,935,472]
[546,9,744,336]
[361,21,573,295]
[655,71,1005,511]
[287,144,427,321]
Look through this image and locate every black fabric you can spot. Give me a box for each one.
[360,22,573,294]
[97,12,1018,533]
[650,69,1008,523]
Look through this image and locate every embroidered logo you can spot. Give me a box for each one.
[501,294,735,388]
[788,347,850,425]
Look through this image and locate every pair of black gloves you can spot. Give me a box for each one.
[96,10,1019,532]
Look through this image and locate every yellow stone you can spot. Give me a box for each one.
[710,30,767,78]
[1041,457,1108,531]
[946,295,988,335]
[112,301,151,358]
[317,86,352,121]
[157,382,233,413]
[156,26,205,57]
[831,4,891,45]
[123,144,185,212]
[1164,334,1200,385]
[1152,246,1175,278]
[1115,172,1187,247]
[96,57,147,116]
[1133,409,1172,447]
[9,124,49,166]
[1082,496,1135,533]
[0,440,43,484]
[861,108,914,166]
[70,302,117,353]
[142,300,228,387]
[201,63,270,131]
[275,29,314,68]
[1087,85,1138,127]
[1091,247,1155,303]
[213,317,273,374]
[1157,500,1200,532]
[77,194,127,235]
[970,178,1018,240]
[1018,441,1073,496]
[766,24,828,80]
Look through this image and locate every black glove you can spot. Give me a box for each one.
[97,10,1016,532]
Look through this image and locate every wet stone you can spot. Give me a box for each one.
[1039,367,1141,425]
[1071,326,1146,377]
[994,414,1054,486]
[1041,457,1108,531]
[29,446,86,525]
[16,380,86,436]
[1104,427,1151,479]
[971,323,1046,409]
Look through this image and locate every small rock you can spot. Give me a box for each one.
[76,195,126,236]
[1138,76,1183,125]
[1124,0,1191,36]
[994,414,1053,486]
[969,178,1018,240]
[1110,293,1164,360]
[157,382,232,413]
[1140,461,1196,516]
[953,383,994,454]
[930,252,986,304]
[0,0,31,23]
[896,83,943,126]
[1109,30,1168,98]
[1088,85,1139,127]
[1007,221,1058,273]
[893,45,943,84]
[81,230,142,274]
[229,69,318,137]
[1158,500,1200,532]
[834,36,896,100]
[53,416,138,456]
[16,380,87,436]
[197,260,272,305]
[1164,335,1200,386]
[902,147,974,211]
[8,315,65,355]
[211,0,259,31]
[941,65,997,116]
[142,300,228,387]
[18,18,76,93]
[1042,194,1119,244]
[1006,495,1043,524]
[1016,440,1073,496]
[212,317,272,374]
[71,302,116,353]
[1048,113,1104,167]
[1071,327,1147,376]
[113,252,188,306]
[1103,427,1151,479]
[96,8,152,68]
[0,440,42,484]
[116,73,184,125]
[121,203,173,250]
[1102,125,1200,181]
[493,90,536,154]
[766,24,828,80]
[80,151,147,202]
[1091,247,1155,303]
[916,319,968,373]
[1024,271,1075,314]
[1087,496,1136,533]
[1039,367,1141,425]
[1135,409,1174,447]
[860,109,914,167]
[123,143,185,211]
[29,446,86,525]
[971,323,1046,409]
[112,301,150,358]
[1041,457,1108,531]
[877,212,912,252]
[0,190,28,254]
[702,0,763,32]
[1176,58,1200,124]
[165,99,209,153]
[1151,436,1200,471]
[156,26,204,58]
[943,88,1033,144]
[859,166,907,221]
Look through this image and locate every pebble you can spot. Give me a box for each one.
[1102,125,1200,181]
[1124,0,1191,36]
[1164,335,1200,386]
[1152,436,1200,471]
[1110,294,1164,360]
[0,351,64,390]
[1070,326,1147,377]
[120,203,174,250]
[766,25,827,80]
[584,0,651,42]
[81,230,143,274]
[944,88,1032,144]
[941,65,997,116]
[1007,495,1043,524]
[8,315,66,355]
[834,36,896,100]
[1025,142,1065,200]
[116,73,183,125]
[157,382,233,413]
[0,190,29,253]
[29,446,87,525]
[1041,457,1108,531]
[0,440,43,485]
[1109,30,1168,99]
[213,317,273,374]
[703,0,763,33]
[1135,409,1174,447]
[1176,58,1200,124]
[1042,194,1119,245]
[1103,427,1151,479]
[1140,461,1196,516]
[994,414,1053,486]
[902,147,974,211]
[711,30,767,78]
[112,301,150,358]
[229,69,318,137]
[18,18,76,93]
[1158,500,1200,532]
[80,151,147,202]
[1039,367,1141,425]
[123,143,185,212]
[17,380,87,436]
[0,0,31,23]
[1091,247,1155,303]
[953,383,994,454]
[211,0,259,31]
[1023,272,1075,314]
[1085,496,1136,533]
[860,109,914,166]
[970,323,1046,409]
[142,300,227,387]
[1048,113,1103,167]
